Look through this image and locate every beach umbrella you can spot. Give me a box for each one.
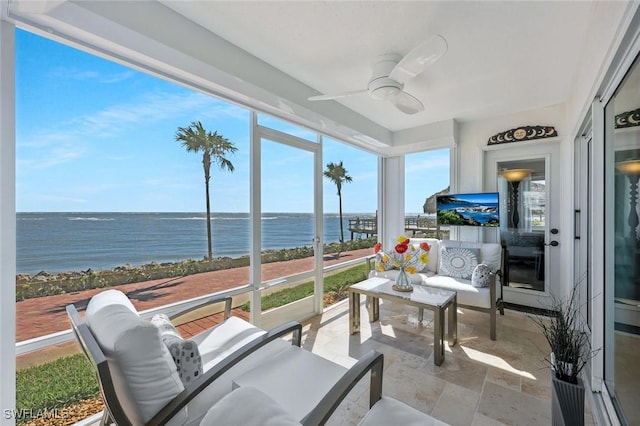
[423,186,450,214]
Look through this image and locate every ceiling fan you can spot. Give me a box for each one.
[308,35,448,115]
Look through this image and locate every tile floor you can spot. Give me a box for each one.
[300,298,595,426]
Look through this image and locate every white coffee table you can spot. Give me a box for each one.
[349,276,457,366]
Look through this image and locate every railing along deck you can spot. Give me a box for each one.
[348,216,440,239]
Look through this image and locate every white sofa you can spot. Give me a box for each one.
[367,238,505,340]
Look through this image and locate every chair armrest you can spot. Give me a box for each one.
[147,321,303,426]
[168,295,232,322]
[300,350,384,426]
[365,255,376,275]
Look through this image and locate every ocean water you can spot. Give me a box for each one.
[16,212,375,274]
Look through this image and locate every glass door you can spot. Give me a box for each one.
[484,141,561,309]
[603,53,640,424]
[498,159,547,292]
[251,121,322,330]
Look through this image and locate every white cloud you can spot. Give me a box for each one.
[18,90,244,170]
[18,145,85,170]
[48,68,135,84]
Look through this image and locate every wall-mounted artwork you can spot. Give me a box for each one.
[436,192,499,227]
[615,108,640,129]
[487,125,557,145]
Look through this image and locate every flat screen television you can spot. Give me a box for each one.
[436,192,499,227]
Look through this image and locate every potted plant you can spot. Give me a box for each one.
[531,287,598,426]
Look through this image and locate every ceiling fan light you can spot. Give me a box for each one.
[371,85,401,100]
[368,77,403,100]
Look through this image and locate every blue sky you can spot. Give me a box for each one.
[16,29,449,214]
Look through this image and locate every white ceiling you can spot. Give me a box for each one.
[161,1,598,132]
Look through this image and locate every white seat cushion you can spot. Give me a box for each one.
[191,316,266,367]
[200,387,300,426]
[369,268,436,284]
[422,276,491,308]
[184,337,292,425]
[359,397,447,426]
[231,345,347,421]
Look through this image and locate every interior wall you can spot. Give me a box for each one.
[565,1,636,139]
[455,104,568,246]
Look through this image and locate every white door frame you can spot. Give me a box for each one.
[483,140,563,308]
[249,112,323,329]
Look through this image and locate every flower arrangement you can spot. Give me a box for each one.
[374,236,430,274]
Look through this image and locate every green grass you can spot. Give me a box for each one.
[241,264,368,311]
[16,354,98,423]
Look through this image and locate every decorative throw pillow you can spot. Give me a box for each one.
[151,314,203,385]
[410,242,431,272]
[439,247,480,279]
[151,314,182,346]
[471,263,492,288]
[168,339,203,385]
[375,250,394,272]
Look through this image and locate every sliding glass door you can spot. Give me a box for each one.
[603,53,640,424]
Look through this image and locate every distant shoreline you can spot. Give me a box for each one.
[15,238,377,301]
[17,211,377,274]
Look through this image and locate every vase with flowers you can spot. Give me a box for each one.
[374,236,430,292]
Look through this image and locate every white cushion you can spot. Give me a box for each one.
[422,275,491,309]
[479,243,502,271]
[359,397,446,426]
[85,289,137,324]
[88,303,186,425]
[191,316,266,367]
[200,387,300,426]
[184,337,292,425]
[231,345,347,421]
[369,268,436,284]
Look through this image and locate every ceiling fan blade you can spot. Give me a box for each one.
[389,35,448,83]
[308,88,368,101]
[389,91,424,115]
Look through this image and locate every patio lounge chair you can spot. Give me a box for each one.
[66,289,391,425]
[67,289,304,425]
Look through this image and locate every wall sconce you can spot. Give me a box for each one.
[500,168,532,229]
[615,159,640,239]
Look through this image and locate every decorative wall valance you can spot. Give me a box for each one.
[487,125,557,145]
[615,108,640,129]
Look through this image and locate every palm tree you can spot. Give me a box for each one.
[175,121,237,261]
[324,161,353,244]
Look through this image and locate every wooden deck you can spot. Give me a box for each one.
[348,216,440,239]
